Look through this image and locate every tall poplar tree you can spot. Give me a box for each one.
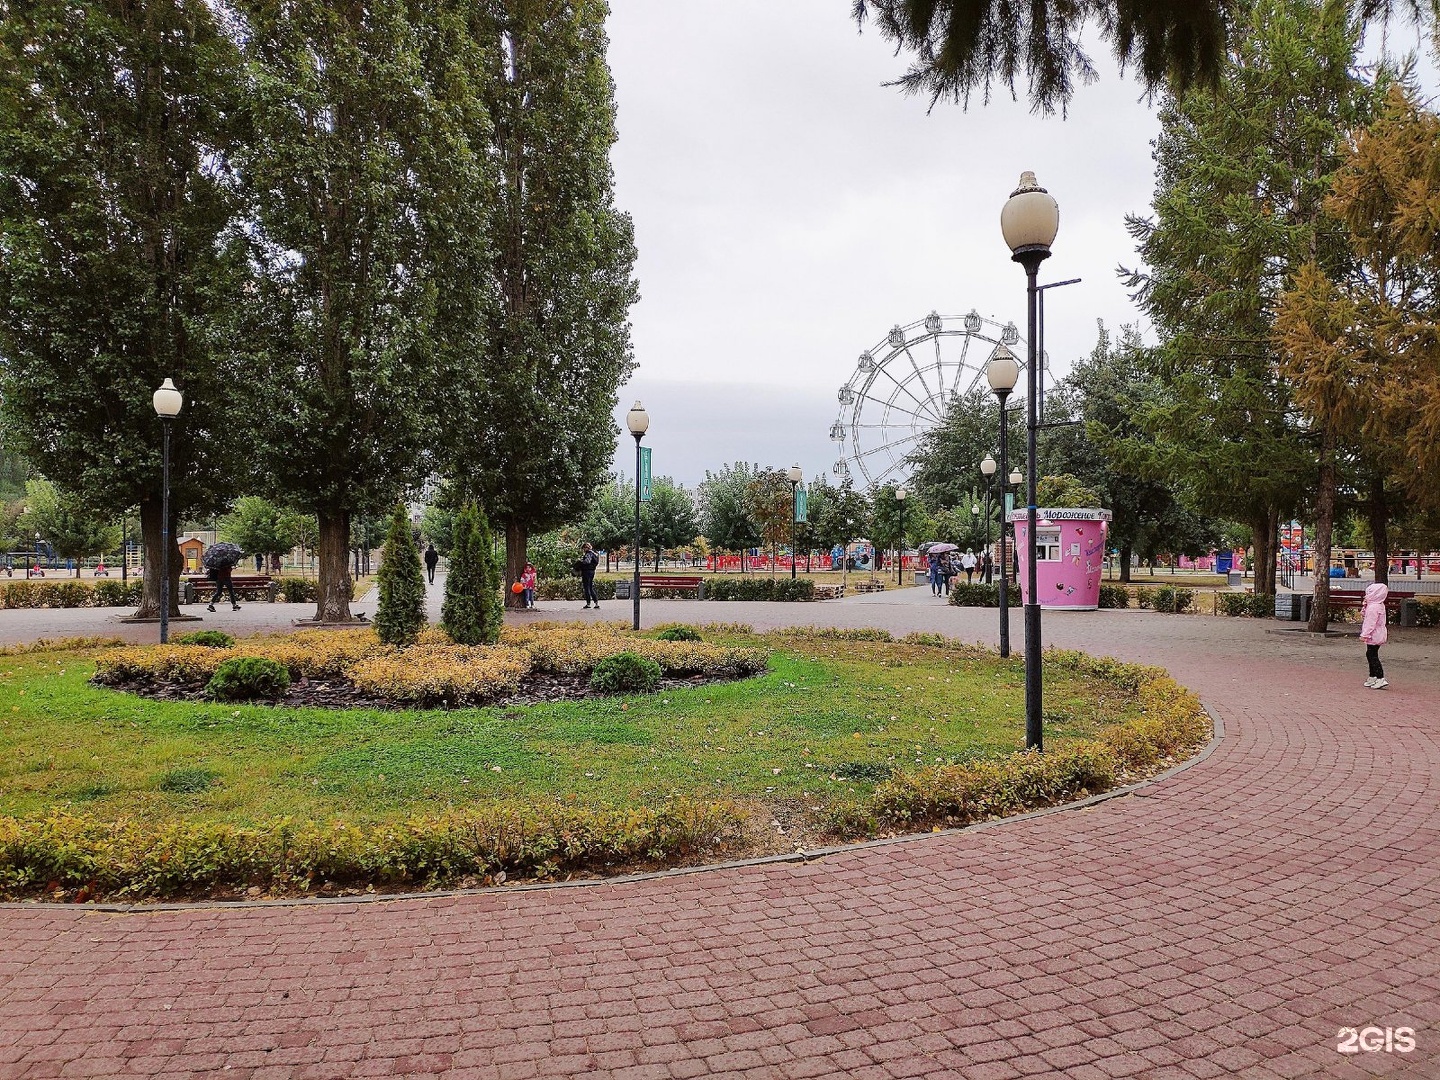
[0,0,250,617]
[1119,0,1378,597]
[444,0,639,609]
[231,0,490,623]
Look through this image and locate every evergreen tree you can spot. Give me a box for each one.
[374,505,426,646]
[442,501,503,645]
[443,0,639,608]
[0,0,251,617]
[1275,84,1440,622]
[1119,0,1381,598]
[851,0,1425,115]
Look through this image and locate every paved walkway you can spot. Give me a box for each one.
[2,586,1438,1078]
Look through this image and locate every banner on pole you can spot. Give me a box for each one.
[796,487,808,523]
[639,447,653,502]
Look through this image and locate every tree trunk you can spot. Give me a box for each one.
[312,509,354,622]
[1307,433,1338,633]
[1368,476,1389,586]
[1249,517,1271,596]
[1265,506,1280,595]
[1119,543,1132,584]
[133,497,181,619]
[504,519,527,610]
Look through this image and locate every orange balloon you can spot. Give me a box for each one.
[511,582,524,593]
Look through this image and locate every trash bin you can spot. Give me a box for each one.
[1401,597,1419,627]
[1227,571,1244,588]
[613,580,630,600]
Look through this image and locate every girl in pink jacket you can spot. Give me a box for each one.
[1360,582,1389,689]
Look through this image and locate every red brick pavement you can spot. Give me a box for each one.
[1,591,1437,1078]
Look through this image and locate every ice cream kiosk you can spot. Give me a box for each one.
[1009,508,1112,610]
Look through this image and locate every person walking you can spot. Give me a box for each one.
[941,552,956,595]
[926,551,942,596]
[962,548,977,585]
[207,561,240,612]
[578,542,600,608]
[1361,581,1389,689]
[519,562,537,610]
[424,543,439,585]
[981,548,993,584]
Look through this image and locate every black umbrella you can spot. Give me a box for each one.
[202,542,244,570]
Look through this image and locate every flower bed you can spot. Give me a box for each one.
[93,624,770,709]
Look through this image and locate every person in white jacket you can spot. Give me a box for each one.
[1360,581,1389,689]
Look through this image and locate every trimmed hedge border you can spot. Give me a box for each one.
[0,800,745,900]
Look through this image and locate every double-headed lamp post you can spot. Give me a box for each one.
[987,348,1020,659]
[153,378,184,644]
[1002,170,1059,753]
[626,401,649,631]
[788,464,803,579]
[895,485,908,584]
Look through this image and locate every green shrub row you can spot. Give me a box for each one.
[0,579,142,608]
[536,576,619,601]
[948,583,1000,607]
[1098,585,1130,609]
[1217,592,1275,617]
[1415,599,1440,627]
[0,800,745,900]
[704,577,816,602]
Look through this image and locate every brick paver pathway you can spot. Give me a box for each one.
[2,588,1438,1078]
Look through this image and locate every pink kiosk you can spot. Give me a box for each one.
[1008,508,1112,611]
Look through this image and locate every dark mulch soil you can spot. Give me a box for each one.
[91,669,748,710]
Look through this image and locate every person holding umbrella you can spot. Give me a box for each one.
[203,542,244,612]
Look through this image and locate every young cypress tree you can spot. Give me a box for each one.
[374,504,426,645]
[442,502,503,645]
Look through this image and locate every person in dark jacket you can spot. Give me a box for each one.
[424,543,439,584]
[578,542,600,608]
[207,562,239,612]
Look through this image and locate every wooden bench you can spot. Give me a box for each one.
[183,574,277,603]
[638,574,705,599]
[1324,589,1413,616]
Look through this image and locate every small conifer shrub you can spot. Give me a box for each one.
[374,504,426,646]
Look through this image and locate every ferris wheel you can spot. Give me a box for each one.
[829,310,1035,490]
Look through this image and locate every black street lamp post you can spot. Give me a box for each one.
[895,485,908,585]
[626,401,649,631]
[986,349,1019,659]
[153,379,183,643]
[1001,171,1060,753]
[980,453,996,582]
[788,464,803,580]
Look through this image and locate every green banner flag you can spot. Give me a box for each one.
[639,446,652,502]
[796,487,808,523]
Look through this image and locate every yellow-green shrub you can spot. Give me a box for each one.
[245,628,381,678]
[868,744,1118,826]
[348,644,533,706]
[0,800,745,900]
[94,644,237,684]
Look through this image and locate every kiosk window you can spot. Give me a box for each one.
[1037,529,1062,562]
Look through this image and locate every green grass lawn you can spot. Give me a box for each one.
[0,636,1144,827]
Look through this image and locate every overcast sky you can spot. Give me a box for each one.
[602,2,1168,489]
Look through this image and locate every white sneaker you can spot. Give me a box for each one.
[1364,677,1378,687]
[1372,678,1389,690]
